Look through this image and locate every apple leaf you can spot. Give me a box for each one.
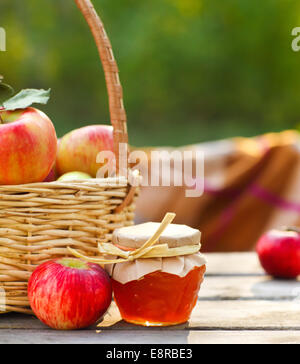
[3,88,51,111]
[0,76,14,106]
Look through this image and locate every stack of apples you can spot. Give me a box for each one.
[0,86,114,185]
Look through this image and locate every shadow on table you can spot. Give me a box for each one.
[95,319,190,344]
[95,302,191,343]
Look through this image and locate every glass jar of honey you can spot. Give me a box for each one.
[108,221,206,327]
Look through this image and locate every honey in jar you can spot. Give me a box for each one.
[108,222,206,326]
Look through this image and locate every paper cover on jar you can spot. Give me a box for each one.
[112,222,201,249]
[106,253,206,284]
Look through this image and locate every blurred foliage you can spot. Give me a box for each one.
[1,0,300,146]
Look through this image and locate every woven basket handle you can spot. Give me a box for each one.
[75,0,128,176]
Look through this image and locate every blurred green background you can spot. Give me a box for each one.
[0,0,300,147]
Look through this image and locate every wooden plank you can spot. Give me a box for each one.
[188,330,300,344]
[0,328,190,344]
[98,300,300,330]
[3,297,300,331]
[97,300,300,330]
[200,275,300,300]
[0,312,46,330]
[205,252,264,275]
[188,300,300,330]
[0,329,300,344]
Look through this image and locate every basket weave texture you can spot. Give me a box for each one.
[0,0,137,314]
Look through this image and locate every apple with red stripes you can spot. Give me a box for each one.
[0,86,57,185]
[56,125,114,178]
[28,258,112,330]
[0,107,57,185]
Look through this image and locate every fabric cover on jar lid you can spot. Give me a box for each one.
[112,222,201,249]
[107,222,206,284]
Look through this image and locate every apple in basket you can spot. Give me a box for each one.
[28,258,112,330]
[57,171,92,181]
[256,228,300,278]
[56,125,114,178]
[0,86,57,185]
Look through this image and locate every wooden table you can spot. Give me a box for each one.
[1,252,300,344]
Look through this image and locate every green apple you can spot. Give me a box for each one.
[57,171,92,181]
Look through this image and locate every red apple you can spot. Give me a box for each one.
[28,258,112,330]
[0,107,57,185]
[256,228,300,278]
[56,125,114,177]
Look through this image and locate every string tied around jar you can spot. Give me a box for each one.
[68,213,201,264]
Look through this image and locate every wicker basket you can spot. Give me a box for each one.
[0,0,137,314]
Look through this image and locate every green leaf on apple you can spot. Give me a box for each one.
[0,76,14,106]
[3,88,51,111]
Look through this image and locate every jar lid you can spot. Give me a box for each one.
[112,222,201,249]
